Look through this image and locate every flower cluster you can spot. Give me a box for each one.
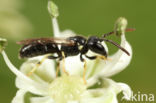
[0,1,133,103]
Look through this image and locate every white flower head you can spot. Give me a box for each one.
[1,1,133,103]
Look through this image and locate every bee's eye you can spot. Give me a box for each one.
[88,42,107,56]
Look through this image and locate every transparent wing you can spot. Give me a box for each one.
[17,37,75,46]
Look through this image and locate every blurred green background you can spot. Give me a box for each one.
[0,0,156,103]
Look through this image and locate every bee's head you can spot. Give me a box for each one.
[87,36,107,57]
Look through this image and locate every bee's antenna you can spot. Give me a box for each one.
[100,38,130,56]
[102,28,135,38]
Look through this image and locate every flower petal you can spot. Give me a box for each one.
[60,29,76,37]
[60,55,84,76]
[100,34,132,77]
[80,92,117,103]
[21,56,56,82]
[80,88,118,103]
[11,89,27,103]
[1,51,48,96]
[59,55,99,77]
[16,56,56,96]
[88,34,132,78]
[117,83,132,101]
[15,77,49,96]
[30,96,54,103]
[87,78,132,103]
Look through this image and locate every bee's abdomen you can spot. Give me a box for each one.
[19,43,59,58]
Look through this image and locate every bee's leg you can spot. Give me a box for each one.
[83,60,87,84]
[48,55,60,77]
[27,54,51,76]
[80,54,87,84]
[61,52,69,75]
[56,61,60,77]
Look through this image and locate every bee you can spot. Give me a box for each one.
[17,28,134,84]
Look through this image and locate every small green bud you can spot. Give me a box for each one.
[114,17,128,36]
[0,38,7,53]
[48,0,59,18]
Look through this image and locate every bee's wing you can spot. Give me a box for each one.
[16,37,75,46]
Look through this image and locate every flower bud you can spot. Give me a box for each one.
[0,38,7,53]
[48,0,59,18]
[114,17,128,36]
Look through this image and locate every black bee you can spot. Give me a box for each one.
[17,29,133,83]
[17,34,130,61]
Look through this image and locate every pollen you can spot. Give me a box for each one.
[48,74,87,103]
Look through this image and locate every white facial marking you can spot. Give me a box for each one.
[78,45,83,50]
[57,45,61,50]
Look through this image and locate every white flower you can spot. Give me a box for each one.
[0,1,133,103]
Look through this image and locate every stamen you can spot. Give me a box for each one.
[52,18,61,37]
[47,0,60,37]
[2,51,31,81]
[0,38,7,53]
